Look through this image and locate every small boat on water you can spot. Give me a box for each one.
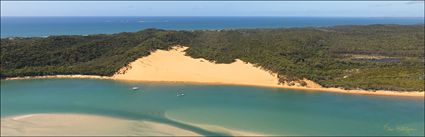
[177,93,185,97]
[177,90,185,97]
[132,87,140,90]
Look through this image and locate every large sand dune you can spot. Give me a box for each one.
[112,46,288,88]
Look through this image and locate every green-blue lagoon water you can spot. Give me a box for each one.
[1,79,424,136]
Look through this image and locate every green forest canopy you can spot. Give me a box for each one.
[1,24,424,91]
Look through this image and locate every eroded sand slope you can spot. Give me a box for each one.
[112,46,285,87]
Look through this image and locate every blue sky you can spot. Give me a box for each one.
[1,1,424,17]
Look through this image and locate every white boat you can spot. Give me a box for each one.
[132,87,139,90]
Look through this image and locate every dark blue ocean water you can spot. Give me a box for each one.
[1,16,424,38]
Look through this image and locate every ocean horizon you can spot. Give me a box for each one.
[1,16,424,38]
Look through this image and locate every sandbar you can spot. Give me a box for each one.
[0,113,200,136]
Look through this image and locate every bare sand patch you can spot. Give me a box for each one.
[112,46,284,88]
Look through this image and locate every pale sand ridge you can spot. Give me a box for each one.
[1,113,200,136]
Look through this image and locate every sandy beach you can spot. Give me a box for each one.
[1,113,266,136]
[5,75,111,80]
[0,113,200,136]
[4,46,424,97]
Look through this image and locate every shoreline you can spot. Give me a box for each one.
[3,75,424,97]
[3,75,111,80]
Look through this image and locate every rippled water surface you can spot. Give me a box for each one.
[1,79,424,136]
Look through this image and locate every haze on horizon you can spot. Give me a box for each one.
[1,1,424,17]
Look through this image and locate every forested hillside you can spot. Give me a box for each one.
[1,25,424,91]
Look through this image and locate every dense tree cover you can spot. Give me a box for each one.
[1,25,424,91]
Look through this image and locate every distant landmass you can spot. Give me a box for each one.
[1,16,424,38]
[1,24,424,92]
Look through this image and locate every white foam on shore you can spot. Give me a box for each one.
[11,114,39,120]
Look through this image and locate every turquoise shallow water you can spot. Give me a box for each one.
[1,79,424,136]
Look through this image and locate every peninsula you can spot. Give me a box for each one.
[2,25,424,96]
